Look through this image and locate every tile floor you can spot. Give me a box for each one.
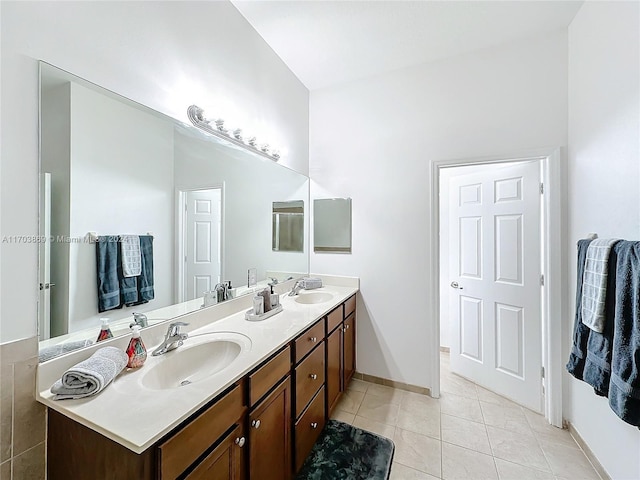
[331,353,602,480]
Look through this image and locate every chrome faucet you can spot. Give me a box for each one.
[288,279,304,296]
[152,322,189,356]
[130,312,148,328]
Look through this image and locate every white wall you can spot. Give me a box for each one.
[41,83,71,337]
[0,1,309,343]
[310,31,568,389]
[174,130,309,289]
[68,82,175,333]
[565,2,640,479]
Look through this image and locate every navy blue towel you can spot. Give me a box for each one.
[95,236,121,312]
[582,243,619,396]
[608,241,640,426]
[138,235,154,302]
[566,239,594,381]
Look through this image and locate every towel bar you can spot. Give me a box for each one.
[87,232,154,243]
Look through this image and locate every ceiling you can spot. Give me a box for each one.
[231,0,583,91]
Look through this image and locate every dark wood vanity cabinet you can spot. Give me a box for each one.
[46,294,357,480]
[292,319,327,472]
[248,376,291,480]
[183,423,245,480]
[246,345,292,480]
[327,294,357,417]
[47,381,247,480]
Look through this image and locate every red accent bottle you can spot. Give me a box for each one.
[96,318,113,342]
[126,325,147,368]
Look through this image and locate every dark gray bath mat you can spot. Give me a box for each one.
[296,419,395,480]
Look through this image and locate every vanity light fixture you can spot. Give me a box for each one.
[187,105,281,161]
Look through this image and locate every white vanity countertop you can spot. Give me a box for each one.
[36,278,358,454]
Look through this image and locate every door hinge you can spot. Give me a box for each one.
[540,183,544,194]
[541,366,545,378]
[540,274,545,286]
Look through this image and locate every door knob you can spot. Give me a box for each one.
[310,422,318,429]
[450,281,463,290]
[235,436,245,447]
[309,374,318,380]
[251,419,261,429]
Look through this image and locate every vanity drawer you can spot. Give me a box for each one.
[327,306,343,334]
[344,294,356,319]
[295,386,326,473]
[295,342,325,418]
[249,345,291,406]
[158,382,245,480]
[295,319,325,363]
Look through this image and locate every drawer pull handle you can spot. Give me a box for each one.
[251,419,261,429]
[311,422,318,429]
[309,374,318,380]
[235,437,246,447]
[345,324,350,330]
[310,336,317,343]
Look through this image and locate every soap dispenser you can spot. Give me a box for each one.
[126,325,147,368]
[96,318,114,342]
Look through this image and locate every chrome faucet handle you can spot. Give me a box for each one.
[168,321,189,337]
[268,277,279,285]
[130,312,148,328]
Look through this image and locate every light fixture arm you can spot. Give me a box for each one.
[187,105,280,162]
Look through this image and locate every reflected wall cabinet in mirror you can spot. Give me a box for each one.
[38,62,309,360]
[272,200,304,252]
[313,198,352,253]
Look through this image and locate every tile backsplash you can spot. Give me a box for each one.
[0,337,46,480]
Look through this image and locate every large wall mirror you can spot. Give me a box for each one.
[38,62,309,360]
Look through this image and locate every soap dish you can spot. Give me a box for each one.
[245,304,283,322]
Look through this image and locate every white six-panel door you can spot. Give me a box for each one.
[184,189,222,301]
[448,160,543,412]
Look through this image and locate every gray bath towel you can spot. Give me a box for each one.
[582,238,620,333]
[50,346,128,400]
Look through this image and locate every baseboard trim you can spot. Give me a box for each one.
[566,421,611,480]
[354,371,431,396]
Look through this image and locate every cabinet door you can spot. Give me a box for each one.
[248,376,291,480]
[326,325,342,416]
[185,423,246,480]
[343,314,356,388]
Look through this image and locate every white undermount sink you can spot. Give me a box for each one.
[294,291,334,305]
[141,332,250,390]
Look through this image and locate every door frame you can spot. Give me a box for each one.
[429,147,564,427]
[176,184,225,303]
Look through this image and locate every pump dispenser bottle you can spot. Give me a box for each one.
[126,325,147,368]
[96,318,114,342]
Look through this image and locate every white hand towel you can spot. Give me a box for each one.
[581,238,619,333]
[121,234,142,277]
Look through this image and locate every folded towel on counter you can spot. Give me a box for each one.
[582,238,620,332]
[120,234,141,277]
[95,236,122,312]
[38,339,94,363]
[50,347,128,400]
[301,277,323,290]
